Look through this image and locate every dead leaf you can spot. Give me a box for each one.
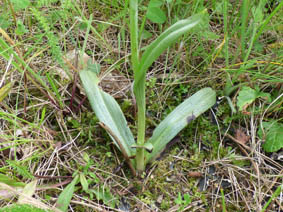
[187,171,203,178]
[65,49,91,70]
[235,129,250,144]
[0,82,13,102]
[100,70,131,98]
[56,49,93,80]
[18,180,37,204]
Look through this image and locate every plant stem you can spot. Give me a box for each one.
[136,91,145,173]
[129,0,139,72]
[240,0,249,60]
[129,0,145,174]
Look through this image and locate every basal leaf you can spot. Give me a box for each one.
[146,88,216,163]
[258,121,283,152]
[79,67,135,159]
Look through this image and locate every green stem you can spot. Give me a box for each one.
[129,0,139,72]
[135,78,146,173]
[240,0,249,60]
[129,0,146,174]
[136,102,145,173]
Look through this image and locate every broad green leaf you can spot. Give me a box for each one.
[79,67,135,158]
[148,0,163,7]
[15,20,28,35]
[55,175,78,212]
[0,82,13,102]
[146,7,166,24]
[135,11,205,84]
[146,0,166,24]
[87,60,100,74]
[237,86,258,111]
[11,0,31,11]
[129,0,139,73]
[134,11,206,105]
[18,180,37,204]
[258,122,283,152]
[237,86,271,111]
[146,88,216,163]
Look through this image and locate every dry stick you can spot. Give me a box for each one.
[76,96,86,112]
[226,133,282,210]
[33,175,73,179]
[62,55,88,112]
[98,122,136,176]
[69,73,78,112]
[69,51,79,111]
[36,178,73,191]
[24,72,27,115]
[70,200,107,212]
[225,133,282,170]
[0,182,61,212]
[226,133,260,176]
[0,27,21,57]
[62,56,78,73]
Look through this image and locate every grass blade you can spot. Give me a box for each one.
[253,1,283,44]
[55,175,78,212]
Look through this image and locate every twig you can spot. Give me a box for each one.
[33,175,73,179]
[36,178,73,191]
[226,133,260,176]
